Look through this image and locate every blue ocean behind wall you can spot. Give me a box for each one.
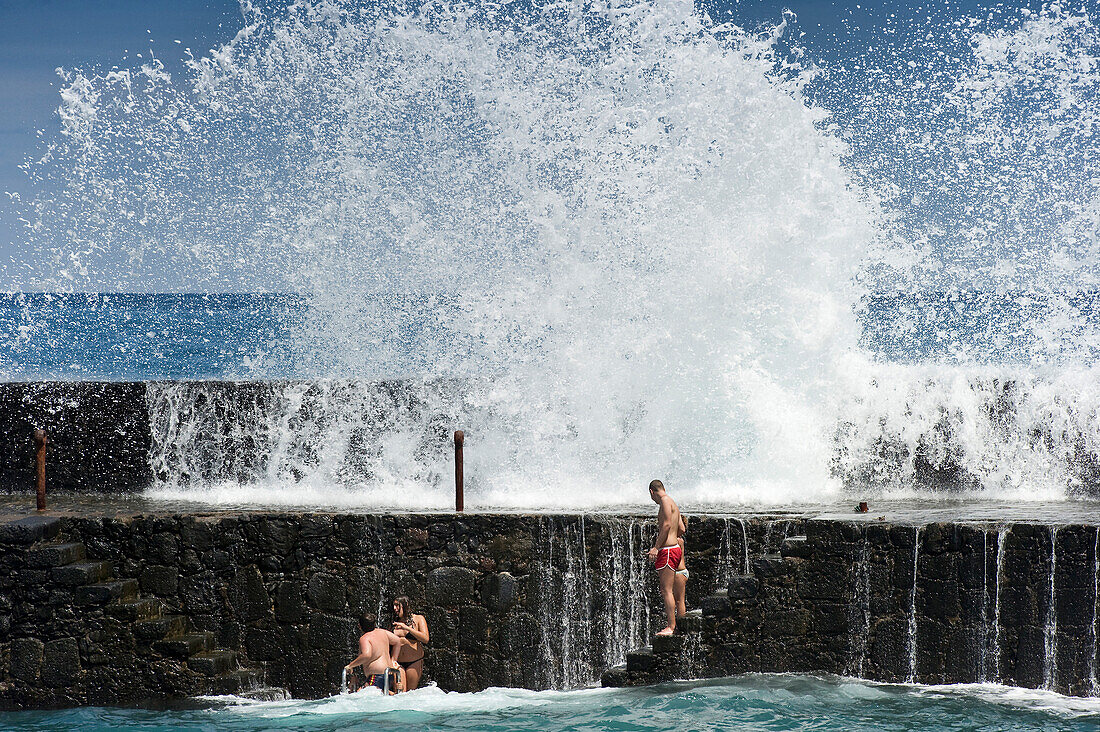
[3,0,1100,508]
[5,291,1099,381]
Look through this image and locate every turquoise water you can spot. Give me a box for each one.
[3,675,1099,731]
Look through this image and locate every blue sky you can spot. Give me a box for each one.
[0,0,240,273]
[0,1,239,194]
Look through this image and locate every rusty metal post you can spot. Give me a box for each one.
[34,428,47,511]
[454,430,464,513]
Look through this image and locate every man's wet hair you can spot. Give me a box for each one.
[649,479,664,492]
[359,613,377,632]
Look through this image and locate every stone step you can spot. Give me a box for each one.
[106,598,162,621]
[626,646,656,673]
[0,515,61,544]
[206,669,264,696]
[239,686,290,702]
[52,560,112,586]
[25,542,86,568]
[189,650,238,676]
[652,633,683,654]
[702,590,731,618]
[155,632,214,658]
[75,579,139,606]
[600,664,631,688]
[677,611,705,633]
[134,615,187,644]
[781,535,811,558]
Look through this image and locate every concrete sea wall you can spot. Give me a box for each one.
[604,519,1100,698]
[2,510,1099,709]
[0,511,668,709]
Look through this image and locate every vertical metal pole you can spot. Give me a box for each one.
[454,430,464,513]
[34,428,47,511]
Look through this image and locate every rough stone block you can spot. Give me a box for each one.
[458,606,489,653]
[140,565,179,596]
[499,612,538,656]
[232,566,271,622]
[403,528,429,551]
[275,581,307,623]
[487,534,533,568]
[52,561,111,587]
[308,613,357,652]
[11,637,44,681]
[702,593,731,617]
[0,516,60,545]
[246,625,288,662]
[811,604,848,636]
[43,637,80,686]
[753,555,791,578]
[180,573,219,615]
[180,520,216,553]
[482,572,517,612]
[780,536,811,559]
[346,567,381,614]
[25,542,86,568]
[307,572,346,613]
[763,609,810,637]
[149,532,180,565]
[427,566,477,606]
[920,579,961,620]
[796,560,849,600]
[727,576,759,600]
[805,521,861,549]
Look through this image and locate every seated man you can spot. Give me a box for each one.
[345,613,405,694]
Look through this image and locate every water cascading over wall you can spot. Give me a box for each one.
[620,519,1100,698]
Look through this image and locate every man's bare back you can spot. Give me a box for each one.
[345,615,405,693]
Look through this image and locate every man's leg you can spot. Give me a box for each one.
[656,566,676,635]
[674,572,687,616]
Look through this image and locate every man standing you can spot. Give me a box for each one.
[647,479,683,636]
[345,614,406,694]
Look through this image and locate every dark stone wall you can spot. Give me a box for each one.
[0,511,671,709]
[608,519,1100,699]
[4,511,1100,710]
[0,382,152,493]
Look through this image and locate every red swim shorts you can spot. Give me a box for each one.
[653,545,683,571]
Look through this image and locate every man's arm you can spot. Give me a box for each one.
[345,635,372,671]
[649,499,672,558]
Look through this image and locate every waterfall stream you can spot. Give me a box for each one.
[846,530,872,678]
[1092,527,1099,695]
[1043,526,1059,691]
[906,526,922,684]
[536,517,652,689]
[993,526,1008,683]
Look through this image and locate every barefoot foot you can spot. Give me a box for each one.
[656,626,675,636]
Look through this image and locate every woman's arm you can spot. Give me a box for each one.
[411,615,430,644]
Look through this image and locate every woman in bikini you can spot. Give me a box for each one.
[391,596,429,690]
[675,515,689,616]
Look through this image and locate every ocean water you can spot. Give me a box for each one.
[5,291,1100,381]
[2,676,1099,732]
